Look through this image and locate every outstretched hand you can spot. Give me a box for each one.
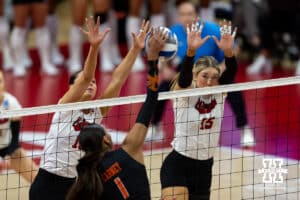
[147,27,168,60]
[80,16,111,48]
[132,20,151,50]
[187,19,210,53]
[212,20,237,57]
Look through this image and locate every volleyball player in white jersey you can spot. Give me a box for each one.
[66,28,166,200]
[29,17,150,200]
[0,70,38,182]
[160,20,238,200]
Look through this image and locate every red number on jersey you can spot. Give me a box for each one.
[200,117,215,130]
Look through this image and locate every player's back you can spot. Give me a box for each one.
[99,148,150,200]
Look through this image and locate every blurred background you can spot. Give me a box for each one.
[0,0,300,107]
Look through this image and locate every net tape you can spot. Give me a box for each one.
[1,76,300,118]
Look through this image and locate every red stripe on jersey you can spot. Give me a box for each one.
[114,177,130,199]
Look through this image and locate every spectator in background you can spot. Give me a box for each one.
[267,0,300,75]
[126,0,166,71]
[198,0,214,22]
[0,1,13,71]
[46,0,65,66]
[94,0,122,72]
[11,0,58,77]
[68,0,122,73]
[232,0,273,75]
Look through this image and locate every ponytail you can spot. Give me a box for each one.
[67,123,107,200]
[67,151,103,200]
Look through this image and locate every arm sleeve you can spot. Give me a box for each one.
[7,120,21,155]
[178,55,194,88]
[219,56,238,85]
[136,60,159,127]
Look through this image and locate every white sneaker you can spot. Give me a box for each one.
[14,65,26,77]
[246,54,272,75]
[100,45,122,72]
[132,55,145,72]
[101,54,115,72]
[295,59,300,75]
[98,23,122,72]
[2,47,13,71]
[22,50,32,69]
[110,45,122,66]
[241,126,255,147]
[146,124,165,141]
[42,63,58,75]
[51,46,64,66]
[67,59,81,74]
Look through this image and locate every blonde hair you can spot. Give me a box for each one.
[171,56,221,90]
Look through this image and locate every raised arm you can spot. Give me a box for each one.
[174,20,210,90]
[212,20,238,85]
[60,16,110,104]
[98,20,151,117]
[122,28,167,164]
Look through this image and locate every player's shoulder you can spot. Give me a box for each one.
[4,92,21,106]
[4,92,16,99]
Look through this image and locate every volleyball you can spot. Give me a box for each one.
[145,26,178,61]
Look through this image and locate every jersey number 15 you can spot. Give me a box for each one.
[200,117,215,130]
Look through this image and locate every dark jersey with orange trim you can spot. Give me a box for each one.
[99,148,150,200]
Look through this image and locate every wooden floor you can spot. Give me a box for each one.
[1,147,299,200]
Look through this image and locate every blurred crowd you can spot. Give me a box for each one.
[0,0,299,77]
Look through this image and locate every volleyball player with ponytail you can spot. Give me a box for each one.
[67,28,168,200]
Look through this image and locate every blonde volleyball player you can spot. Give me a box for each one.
[67,28,167,200]
[29,17,150,200]
[0,70,38,182]
[160,20,238,200]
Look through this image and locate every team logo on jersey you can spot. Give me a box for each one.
[101,162,122,182]
[72,117,91,148]
[194,98,217,114]
[72,117,90,131]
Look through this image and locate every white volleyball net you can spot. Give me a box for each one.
[0,77,300,200]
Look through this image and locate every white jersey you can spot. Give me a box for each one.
[40,108,102,178]
[172,91,226,160]
[0,92,22,149]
